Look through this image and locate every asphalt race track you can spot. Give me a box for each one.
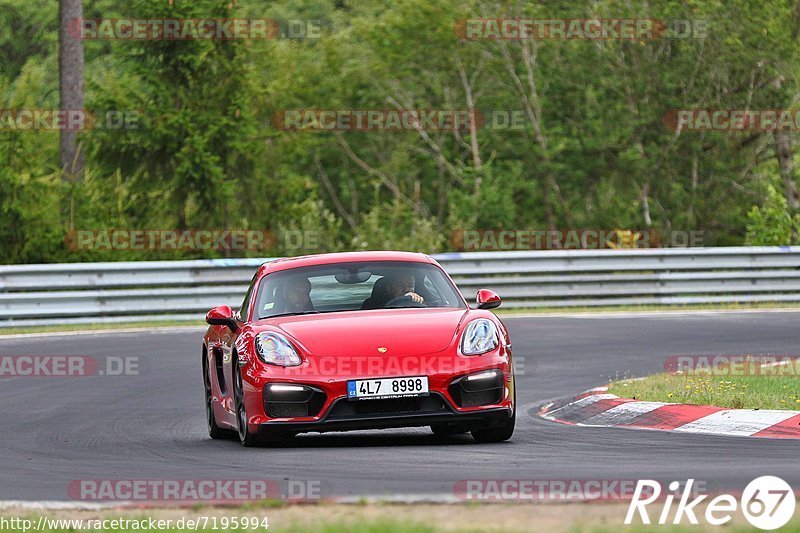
[1,311,798,501]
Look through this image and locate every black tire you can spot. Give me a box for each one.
[232,352,296,447]
[233,352,262,447]
[430,423,469,437]
[203,351,234,440]
[470,385,516,443]
[470,410,516,443]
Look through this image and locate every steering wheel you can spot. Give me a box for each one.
[384,295,427,308]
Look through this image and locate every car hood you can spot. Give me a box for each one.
[258,308,470,357]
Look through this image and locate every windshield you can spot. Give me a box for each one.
[255,261,465,319]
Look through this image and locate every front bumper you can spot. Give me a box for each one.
[258,392,513,434]
[241,345,515,434]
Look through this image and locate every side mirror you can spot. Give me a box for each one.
[206,305,238,332]
[476,289,501,310]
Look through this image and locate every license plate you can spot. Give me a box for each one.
[347,376,429,400]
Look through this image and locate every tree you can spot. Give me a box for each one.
[58,0,84,185]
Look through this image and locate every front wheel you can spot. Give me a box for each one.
[232,353,295,447]
[470,409,516,443]
[233,353,262,447]
[471,385,516,443]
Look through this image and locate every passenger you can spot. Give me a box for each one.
[281,277,314,313]
[361,277,390,309]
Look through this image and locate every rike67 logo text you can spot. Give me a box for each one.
[626,477,796,530]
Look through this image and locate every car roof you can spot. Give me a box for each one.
[256,251,436,277]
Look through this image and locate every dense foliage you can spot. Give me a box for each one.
[1,0,800,263]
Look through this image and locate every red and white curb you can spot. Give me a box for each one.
[539,386,800,439]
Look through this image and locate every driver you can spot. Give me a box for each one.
[385,273,424,304]
[281,276,314,313]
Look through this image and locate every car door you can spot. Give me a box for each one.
[219,274,257,412]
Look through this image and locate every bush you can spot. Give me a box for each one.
[744,186,800,245]
[351,200,444,253]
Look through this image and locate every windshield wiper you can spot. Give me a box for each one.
[261,310,320,319]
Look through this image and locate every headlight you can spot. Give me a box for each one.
[460,319,499,355]
[255,332,302,366]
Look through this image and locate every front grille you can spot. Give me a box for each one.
[268,403,310,418]
[448,370,505,407]
[327,393,448,419]
[460,389,500,407]
[263,384,326,418]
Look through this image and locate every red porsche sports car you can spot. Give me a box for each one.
[202,251,515,446]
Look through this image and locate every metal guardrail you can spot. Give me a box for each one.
[1,247,799,327]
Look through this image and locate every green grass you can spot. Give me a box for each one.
[275,522,444,533]
[610,368,800,410]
